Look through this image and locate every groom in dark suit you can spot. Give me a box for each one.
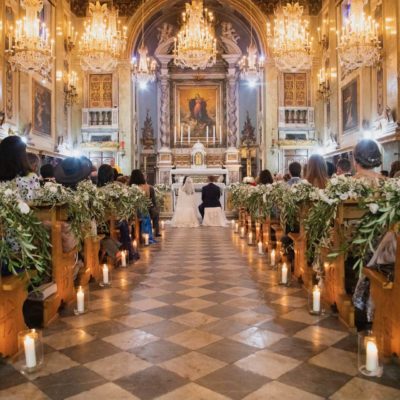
[199,176,222,219]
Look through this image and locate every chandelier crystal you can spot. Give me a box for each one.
[78,1,127,73]
[239,44,264,86]
[267,2,313,72]
[174,0,217,70]
[131,46,157,88]
[337,0,380,72]
[6,0,54,79]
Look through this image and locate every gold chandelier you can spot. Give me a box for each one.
[267,2,313,72]
[6,0,54,80]
[131,0,157,89]
[174,0,217,70]
[337,0,380,72]
[78,1,127,73]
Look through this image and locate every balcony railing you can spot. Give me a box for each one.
[278,107,314,128]
[82,108,119,129]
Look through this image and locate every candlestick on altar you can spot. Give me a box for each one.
[206,126,209,144]
[181,125,183,145]
[174,126,177,145]
[213,126,216,145]
[188,126,191,144]
[220,125,222,144]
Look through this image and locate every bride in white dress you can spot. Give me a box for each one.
[171,177,200,228]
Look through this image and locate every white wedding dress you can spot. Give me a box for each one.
[171,178,201,228]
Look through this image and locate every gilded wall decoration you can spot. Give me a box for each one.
[32,80,52,137]
[284,73,307,106]
[89,74,113,108]
[375,3,384,116]
[5,62,14,121]
[341,78,359,134]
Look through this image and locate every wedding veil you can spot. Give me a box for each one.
[182,177,195,195]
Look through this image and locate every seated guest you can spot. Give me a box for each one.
[97,164,139,262]
[129,169,159,243]
[353,139,384,183]
[40,164,56,185]
[0,136,40,201]
[380,170,389,178]
[283,173,291,182]
[306,154,328,189]
[27,153,41,176]
[389,160,400,177]
[258,169,274,185]
[326,161,335,178]
[54,156,92,190]
[336,158,352,176]
[287,162,302,186]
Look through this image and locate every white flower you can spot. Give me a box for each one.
[330,177,338,186]
[49,186,58,193]
[83,193,89,201]
[339,193,349,201]
[17,201,30,214]
[368,203,379,214]
[4,189,13,197]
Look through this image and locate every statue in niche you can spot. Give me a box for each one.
[157,23,174,45]
[141,110,155,149]
[221,22,240,44]
[241,112,256,146]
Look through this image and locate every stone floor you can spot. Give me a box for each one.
[1,226,400,400]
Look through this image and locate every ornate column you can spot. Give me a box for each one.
[157,65,172,184]
[225,66,241,183]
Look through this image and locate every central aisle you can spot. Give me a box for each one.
[2,227,400,399]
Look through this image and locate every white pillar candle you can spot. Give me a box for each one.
[188,126,191,144]
[143,233,149,246]
[231,220,235,230]
[213,126,216,145]
[102,264,109,284]
[248,232,253,245]
[174,126,177,145]
[220,125,222,144]
[240,227,245,238]
[121,251,127,267]
[77,286,85,313]
[366,340,379,372]
[181,126,183,144]
[23,334,37,369]
[234,222,239,233]
[161,221,165,230]
[258,241,263,254]
[281,263,288,284]
[206,126,209,144]
[270,249,276,266]
[132,240,137,251]
[312,285,321,313]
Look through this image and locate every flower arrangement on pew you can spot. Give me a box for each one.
[100,182,150,221]
[0,183,51,283]
[305,175,376,265]
[154,184,171,211]
[344,178,400,273]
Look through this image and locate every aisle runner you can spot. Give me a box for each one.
[2,227,400,399]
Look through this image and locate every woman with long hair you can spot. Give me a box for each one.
[129,169,158,244]
[258,169,274,185]
[0,136,40,200]
[306,154,328,189]
[171,176,200,228]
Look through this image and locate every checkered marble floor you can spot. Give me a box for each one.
[2,227,400,400]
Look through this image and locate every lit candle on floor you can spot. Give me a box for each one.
[366,339,379,373]
[132,240,137,251]
[234,222,239,233]
[312,285,321,313]
[102,264,109,284]
[270,249,276,266]
[143,233,149,246]
[161,221,165,230]
[240,227,245,238]
[121,250,127,267]
[231,220,235,230]
[24,333,37,369]
[248,232,253,245]
[281,262,288,284]
[77,286,85,313]
[258,241,263,254]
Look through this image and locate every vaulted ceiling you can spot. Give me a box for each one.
[70,0,322,17]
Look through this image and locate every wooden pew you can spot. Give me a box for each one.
[0,274,29,357]
[364,233,400,359]
[32,206,76,325]
[323,200,367,328]
[78,234,103,285]
[262,217,272,253]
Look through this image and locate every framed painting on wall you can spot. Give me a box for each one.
[341,77,359,134]
[32,80,52,137]
[175,84,222,143]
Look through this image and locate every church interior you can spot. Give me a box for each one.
[1,0,400,399]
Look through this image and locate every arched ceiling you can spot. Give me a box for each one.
[70,0,322,17]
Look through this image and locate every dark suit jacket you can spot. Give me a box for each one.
[201,183,221,208]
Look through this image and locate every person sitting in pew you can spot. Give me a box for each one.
[353,139,385,183]
[305,154,328,189]
[336,158,352,176]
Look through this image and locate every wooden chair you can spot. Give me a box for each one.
[364,232,400,358]
[0,274,29,357]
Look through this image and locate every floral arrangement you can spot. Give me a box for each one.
[0,183,51,283]
[154,184,171,211]
[305,175,375,262]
